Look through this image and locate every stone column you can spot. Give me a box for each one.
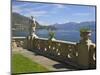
[77,30,96,69]
[27,35,31,50]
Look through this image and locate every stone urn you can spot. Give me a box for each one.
[80,28,92,41]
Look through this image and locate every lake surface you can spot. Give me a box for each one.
[13,29,96,43]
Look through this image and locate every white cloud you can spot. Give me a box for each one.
[73,13,91,16]
[12,3,29,13]
[24,10,49,17]
[12,2,69,20]
[53,4,65,9]
[12,3,30,9]
[37,20,50,26]
[48,4,69,14]
[12,3,54,17]
[12,2,50,13]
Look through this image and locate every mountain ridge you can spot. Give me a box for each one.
[53,21,96,31]
[12,12,56,31]
[12,12,96,31]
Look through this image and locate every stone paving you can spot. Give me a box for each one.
[12,47,74,72]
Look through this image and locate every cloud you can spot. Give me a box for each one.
[12,1,68,16]
[12,3,30,9]
[37,20,50,26]
[73,13,91,16]
[56,4,65,8]
[48,4,69,14]
[12,2,50,12]
[23,10,49,17]
[12,2,54,17]
[52,4,66,9]
[12,3,30,13]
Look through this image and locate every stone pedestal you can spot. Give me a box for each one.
[77,30,96,69]
[77,39,90,69]
[27,36,32,49]
[12,40,17,48]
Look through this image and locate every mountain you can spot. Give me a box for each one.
[12,12,40,29]
[53,21,96,31]
[53,22,78,30]
[78,21,96,31]
[12,12,56,31]
[12,12,95,32]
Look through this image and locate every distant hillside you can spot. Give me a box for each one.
[12,12,40,29]
[12,12,56,31]
[53,21,96,31]
[12,12,95,32]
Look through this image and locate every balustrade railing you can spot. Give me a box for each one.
[12,36,96,69]
[33,38,76,62]
[26,37,96,69]
[12,31,96,69]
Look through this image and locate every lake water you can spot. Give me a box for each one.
[13,29,96,43]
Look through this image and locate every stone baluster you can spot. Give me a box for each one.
[77,30,96,69]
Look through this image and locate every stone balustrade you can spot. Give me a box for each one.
[12,36,96,69]
[26,36,96,69]
[12,37,27,48]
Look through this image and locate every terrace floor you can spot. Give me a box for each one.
[12,47,75,73]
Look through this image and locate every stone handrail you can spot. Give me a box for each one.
[26,37,96,69]
[12,36,96,69]
[12,37,26,48]
[31,38,77,61]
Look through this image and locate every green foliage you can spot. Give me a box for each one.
[12,53,48,74]
[80,27,91,33]
[49,31,55,40]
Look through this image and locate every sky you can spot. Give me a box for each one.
[12,0,96,25]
